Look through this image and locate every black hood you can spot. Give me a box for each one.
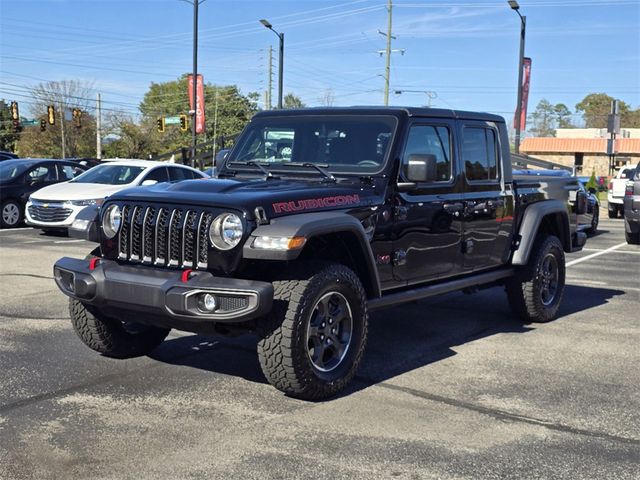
[109,177,386,219]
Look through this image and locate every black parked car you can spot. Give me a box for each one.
[0,159,88,228]
[0,151,19,161]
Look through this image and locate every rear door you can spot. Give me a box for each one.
[459,122,512,271]
[391,119,464,284]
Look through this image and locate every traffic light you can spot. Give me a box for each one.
[72,108,82,128]
[47,105,55,125]
[157,116,165,132]
[10,101,19,121]
[40,119,46,132]
[179,114,188,132]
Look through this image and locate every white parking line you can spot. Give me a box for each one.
[566,242,627,267]
[53,239,86,244]
[0,227,33,233]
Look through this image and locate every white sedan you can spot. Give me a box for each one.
[25,159,207,231]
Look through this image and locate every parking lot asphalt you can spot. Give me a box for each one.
[0,213,639,480]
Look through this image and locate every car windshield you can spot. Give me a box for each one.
[225,115,397,175]
[0,161,33,181]
[71,164,145,185]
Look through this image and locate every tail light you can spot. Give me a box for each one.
[626,183,634,196]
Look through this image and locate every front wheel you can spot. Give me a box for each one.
[1,200,23,228]
[506,235,566,323]
[69,300,170,358]
[257,262,368,400]
[587,206,599,234]
[625,229,640,245]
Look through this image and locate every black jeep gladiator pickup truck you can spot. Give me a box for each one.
[54,107,587,400]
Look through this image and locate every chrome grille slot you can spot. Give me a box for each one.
[130,206,144,261]
[28,205,73,222]
[142,207,155,263]
[168,210,183,266]
[197,213,212,268]
[182,210,199,268]
[118,205,131,259]
[115,204,214,270]
[155,208,168,265]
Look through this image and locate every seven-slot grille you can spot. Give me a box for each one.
[28,203,73,222]
[117,205,213,269]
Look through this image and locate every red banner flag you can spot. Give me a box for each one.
[188,74,205,134]
[518,57,532,131]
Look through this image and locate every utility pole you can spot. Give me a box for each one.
[384,0,393,106]
[378,1,404,106]
[59,101,66,159]
[260,19,284,109]
[96,93,102,159]
[267,45,273,110]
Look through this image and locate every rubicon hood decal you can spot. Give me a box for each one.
[273,194,360,213]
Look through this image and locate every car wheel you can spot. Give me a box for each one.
[587,206,599,234]
[608,206,617,219]
[506,235,565,323]
[625,222,640,244]
[257,262,368,400]
[1,200,23,228]
[69,300,170,358]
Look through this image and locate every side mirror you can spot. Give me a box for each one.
[215,149,229,165]
[405,154,437,183]
[141,179,158,186]
[588,187,597,194]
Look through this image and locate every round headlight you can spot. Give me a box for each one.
[209,213,243,250]
[102,205,121,239]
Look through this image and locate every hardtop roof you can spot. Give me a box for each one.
[252,106,505,123]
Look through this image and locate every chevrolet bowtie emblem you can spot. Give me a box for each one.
[43,204,49,208]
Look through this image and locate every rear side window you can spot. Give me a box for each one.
[169,167,192,182]
[402,125,452,182]
[59,164,80,180]
[463,127,499,182]
[144,167,169,183]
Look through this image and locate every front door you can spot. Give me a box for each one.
[391,120,464,285]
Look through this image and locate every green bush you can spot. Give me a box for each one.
[585,170,598,192]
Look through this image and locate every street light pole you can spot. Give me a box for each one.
[260,19,284,109]
[509,0,526,154]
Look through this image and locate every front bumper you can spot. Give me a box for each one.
[53,257,273,325]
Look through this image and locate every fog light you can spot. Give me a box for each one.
[198,293,218,312]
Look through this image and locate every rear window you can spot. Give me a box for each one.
[620,168,634,179]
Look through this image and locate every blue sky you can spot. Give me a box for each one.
[1,0,639,127]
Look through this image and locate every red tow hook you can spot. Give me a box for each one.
[181,269,194,282]
[89,258,100,270]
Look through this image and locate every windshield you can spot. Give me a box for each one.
[71,164,145,185]
[225,115,397,175]
[0,161,33,182]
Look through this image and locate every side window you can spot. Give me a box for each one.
[59,164,78,180]
[402,125,452,182]
[144,167,169,184]
[27,164,56,183]
[463,127,499,182]
[168,167,190,182]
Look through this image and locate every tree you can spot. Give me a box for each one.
[283,93,306,109]
[528,99,556,137]
[138,75,259,154]
[318,89,335,107]
[0,100,20,152]
[16,80,97,158]
[575,93,630,129]
[554,103,574,129]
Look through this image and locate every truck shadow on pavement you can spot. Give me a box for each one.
[149,284,625,397]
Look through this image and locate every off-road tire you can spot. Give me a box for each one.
[625,229,640,245]
[506,234,565,323]
[69,300,170,358]
[257,262,368,401]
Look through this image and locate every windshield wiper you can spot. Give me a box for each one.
[226,161,276,180]
[286,162,336,182]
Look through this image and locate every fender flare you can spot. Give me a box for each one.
[512,199,570,265]
[68,204,100,243]
[243,211,381,297]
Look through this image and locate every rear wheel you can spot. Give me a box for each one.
[257,262,368,400]
[625,229,640,245]
[1,200,22,228]
[69,300,170,358]
[506,235,566,323]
